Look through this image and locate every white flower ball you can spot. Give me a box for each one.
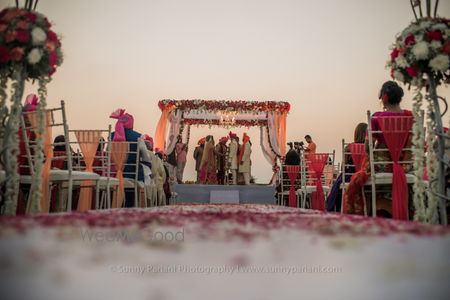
[429,54,450,72]
[27,48,42,65]
[395,55,409,68]
[412,41,429,60]
[31,27,47,45]
[393,70,405,82]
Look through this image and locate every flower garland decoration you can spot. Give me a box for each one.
[159,100,291,114]
[0,4,63,215]
[182,118,268,128]
[387,9,450,224]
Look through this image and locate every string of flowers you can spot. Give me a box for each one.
[182,118,268,128]
[411,90,427,222]
[159,100,291,114]
[425,100,439,224]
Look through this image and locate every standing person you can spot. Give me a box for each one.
[199,135,217,184]
[228,132,239,185]
[175,135,187,184]
[238,133,252,185]
[166,135,177,185]
[304,135,317,155]
[216,136,228,185]
[154,151,168,206]
[193,137,205,183]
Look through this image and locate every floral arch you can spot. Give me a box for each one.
[154,100,290,166]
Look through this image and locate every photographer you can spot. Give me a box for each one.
[285,142,300,165]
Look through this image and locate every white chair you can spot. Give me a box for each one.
[277,164,302,207]
[19,100,100,212]
[365,110,417,217]
[298,150,335,209]
[121,141,147,208]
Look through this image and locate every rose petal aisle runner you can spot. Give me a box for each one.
[0,205,449,300]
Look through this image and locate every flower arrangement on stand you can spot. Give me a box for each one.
[0,2,63,215]
[158,100,291,114]
[387,0,449,224]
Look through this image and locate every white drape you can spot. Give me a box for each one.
[267,112,281,156]
[260,126,276,165]
[165,110,182,154]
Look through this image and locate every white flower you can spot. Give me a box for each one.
[31,27,47,45]
[395,55,409,68]
[419,21,432,29]
[429,54,450,72]
[445,29,450,39]
[430,41,442,49]
[431,23,447,31]
[393,70,405,82]
[27,48,42,65]
[412,41,429,60]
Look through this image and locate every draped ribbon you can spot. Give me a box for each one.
[110,142,128,208]
[286,165,300,207]
[377,116,413,220]
[348,143,366,172]
[26,111,53,213]
[74,130,102,212]
[307,153,329,211]
[110,109,134,141]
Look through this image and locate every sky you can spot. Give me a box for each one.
[3,0,450,183]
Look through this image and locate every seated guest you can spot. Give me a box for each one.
[344,81,413,217]
[110,108,151,207]
[326,122,367,211]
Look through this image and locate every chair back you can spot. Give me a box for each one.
[280,163,301,207]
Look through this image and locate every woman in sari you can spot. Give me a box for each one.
[199,135,217,184]
[344,81,413,217]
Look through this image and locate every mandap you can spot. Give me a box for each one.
[154,99,290,173]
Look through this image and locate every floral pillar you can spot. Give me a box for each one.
[0,4,63,215]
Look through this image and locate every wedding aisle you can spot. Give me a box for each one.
[1,205,449,300]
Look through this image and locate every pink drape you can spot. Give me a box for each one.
[26,111,53,213]
[348,143,366,171]
[377,116,413,220]
[286,165,300,207]
[307,153,329,211]
[74,130,102,212]
[154,106,175,151]
[110,142,128,208]
[279,112,287,156]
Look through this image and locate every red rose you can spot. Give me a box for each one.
[0,45,11,63]
[16,30,30,43]
[406,66,418,77]
[49,51,58,66]
[426,31,443,41]
[390,48,399,60]
[443,40,450,54]
[24,12,37,23]
[45,40,56,52]
[405,34,415,46]
[10,47,24,61]
[46,30,59,45]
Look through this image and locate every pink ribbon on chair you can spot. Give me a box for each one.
[348,143,366,172]
[377,116,413,220]
[110,109,134,141]
[307,153,329,211]
[286,165,300,207]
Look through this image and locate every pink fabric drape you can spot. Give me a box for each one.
[348,143,366,171]
[74,130,102,212]
[307,153,329,211]
[154,106,176,151]
[110,142,128,208]
[279,112,287,156]
[26,111,53,213]
[377,116,413,220]
[286,165,300,207]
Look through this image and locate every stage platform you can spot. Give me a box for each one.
[173,184,276,204]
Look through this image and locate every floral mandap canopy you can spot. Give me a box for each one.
[154,100,290,165]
